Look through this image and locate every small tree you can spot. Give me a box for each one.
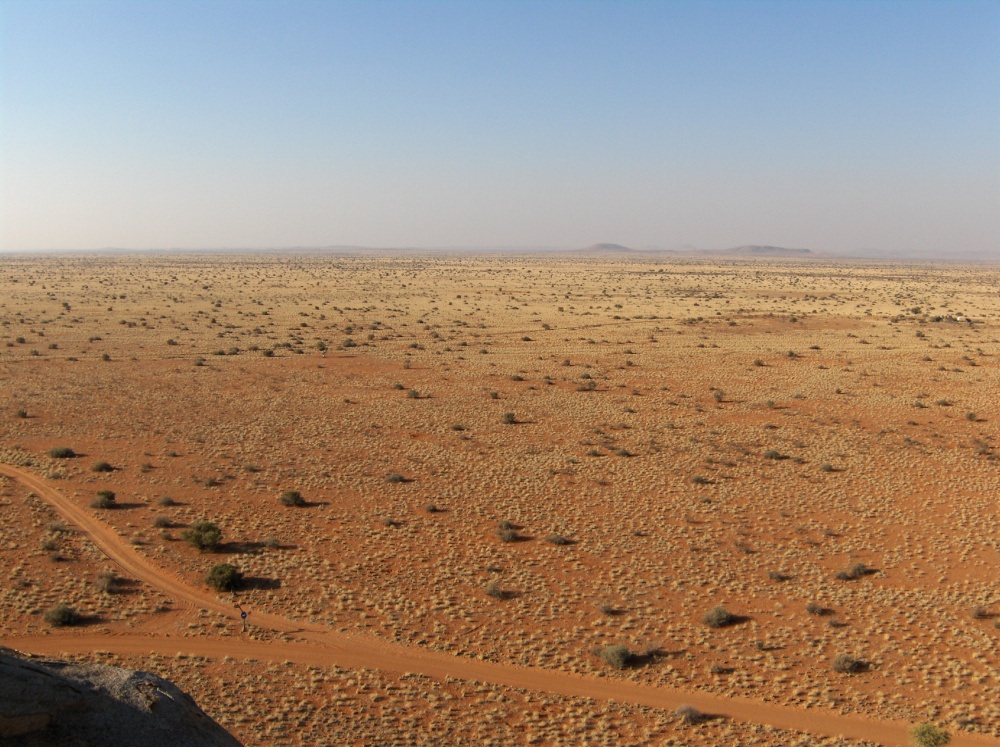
[205,563,241,591]
[703,606,735,628]
[910,723,950,747]
[91,490,116,509]
[44,603,80,627]
[597,643,632,670]
[181,520,222,552]
[279,490,306,507]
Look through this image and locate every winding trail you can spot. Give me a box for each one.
[1,464,995,747]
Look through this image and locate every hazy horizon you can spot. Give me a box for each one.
[2,1,998,258]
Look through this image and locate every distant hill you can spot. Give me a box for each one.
[578,243,636,253]
[725,245,813,257]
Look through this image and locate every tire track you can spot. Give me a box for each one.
[1,465,995,747]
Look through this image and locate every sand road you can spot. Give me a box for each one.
[1,465,994,747]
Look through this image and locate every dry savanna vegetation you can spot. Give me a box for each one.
[1,252,997,746]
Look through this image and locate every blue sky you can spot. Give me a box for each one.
[1,0,998,255]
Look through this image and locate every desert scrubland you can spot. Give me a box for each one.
[0,252,997,746]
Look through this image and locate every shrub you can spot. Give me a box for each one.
[712,390,724,403]
[263,537,280,549]
[157,495,177,506]
[205,563,241,591]
[497,527,520,543]
[153,516,172,528]
[502,412,516,424]
[424,503,441,513]
[49,446,76,459]
[15,409,27,418]
[95,572,118,594]
[546,534,570,546]
[91,490,116,509]
[763,449,782,460]
[44,603,80,627]
[910,723,950,747]
[806,602,824,615]
[597,643,632,670]
[485,581,506,599]
[675,704,705,725]
[386,472,406,484]
[832,654,866,673]
[92,461,114,472]
[279,490,306,507]
[702,606,735,628]
[836,562,870,581]
[181,520,222,552]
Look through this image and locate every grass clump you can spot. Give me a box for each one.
[49,446,76,459]
[181,520,222,552]
[91,461,114,472]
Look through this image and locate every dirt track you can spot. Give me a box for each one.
[1,464,995,747]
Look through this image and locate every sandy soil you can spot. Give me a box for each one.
[0,253,997,745]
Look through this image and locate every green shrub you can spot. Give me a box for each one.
[279,490,306,507]
[910,723,950,747]
[502,412,516,424]
[91,461,114,472]
[205,563,242,591]
[181,520,222,552]
[48,446,76,459]
[44,603,80,627]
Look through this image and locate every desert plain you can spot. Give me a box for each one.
[0,251,997,746]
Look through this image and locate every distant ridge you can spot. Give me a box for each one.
[578,243,636,253]
[725,245,813,257]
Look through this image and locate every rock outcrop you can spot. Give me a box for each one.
[0,647,242,746]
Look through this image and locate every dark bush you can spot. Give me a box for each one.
[702,606,735,628]
[44,603,80,627]
[95,572,118,594]
[205,563,242,591]
[49,446,76,459]
[597,643,632,670]
[910,723,950,747]
[279,490,306,507]
[91,490,116,509]
[675,704,705,725]
[181,520,222,552]
[832,653,866,673]
[92,461,114,472]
